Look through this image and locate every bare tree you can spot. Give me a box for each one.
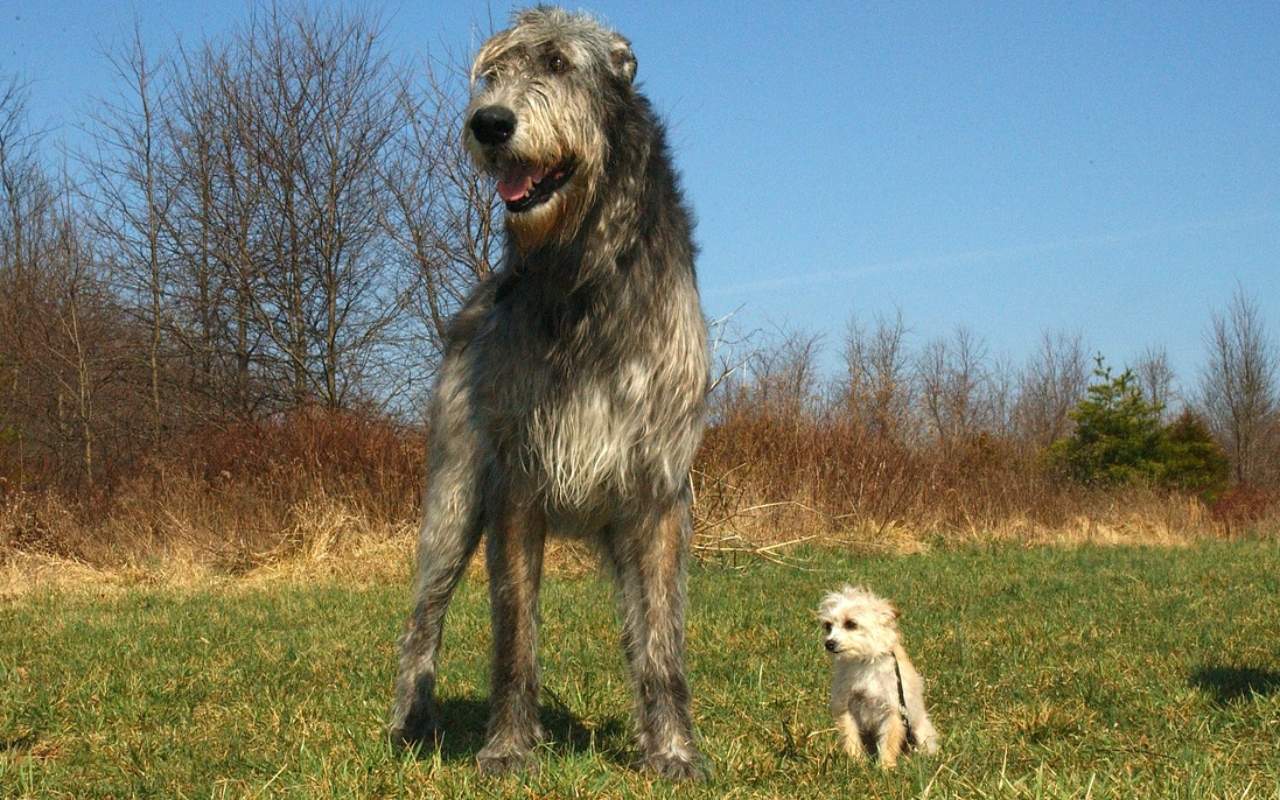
[917,325,990,447]
[843,310,915,441]
[1014,330,1089,448]
[382,61,500,378]
[1133,344,1177,421]
[1199,288,1278,484]
[704,324,820,425]
[85,22,173,444]
[1,140,142,487]
[160,40,232,415]
[0,6,504,489]
[984,354,1019,438]
[750,329,824,419]
[48,180,102,484]
[0,77,53,277]
[92,5,460,418]
[168,37,274,418]
[224,5,460,411]
[0,78,57,479]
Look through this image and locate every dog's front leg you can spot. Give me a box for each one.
[476,496,547,775]
[834,709,866,761]
[606,493,705,781]
[389,371,486,748]
[877,711,906,769]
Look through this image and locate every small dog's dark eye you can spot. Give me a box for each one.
[547,53,567,74]
[822,621,832,633]
[844,620,857,630]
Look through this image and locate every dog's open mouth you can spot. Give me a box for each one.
[496,159,575,213]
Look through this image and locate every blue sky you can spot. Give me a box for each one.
[4,1,1278,391]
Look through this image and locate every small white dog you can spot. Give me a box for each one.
[818,585,939,767]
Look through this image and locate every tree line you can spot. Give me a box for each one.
[713,290,1279,495]
[1,4,1277,508]
[1,6,495,488]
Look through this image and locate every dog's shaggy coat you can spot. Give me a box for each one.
[389,8,709,780]
[819,586,940,768]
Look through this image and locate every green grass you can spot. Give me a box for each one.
[3,543,1280,798]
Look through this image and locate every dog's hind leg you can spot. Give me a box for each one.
[476,495,548,774]
[605,487,704,781]
[897,648,940,755]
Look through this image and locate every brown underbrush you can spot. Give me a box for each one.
[2,409,1276,596]
[693,411,1276,555]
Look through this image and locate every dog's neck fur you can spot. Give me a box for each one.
[479,86,706,512]
[495,95,697,374]
[504,93,692,295]
[835,649,896,675]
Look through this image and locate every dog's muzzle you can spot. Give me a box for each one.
[824,639,837,653]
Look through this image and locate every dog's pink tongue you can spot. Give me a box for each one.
[497,165,546,202]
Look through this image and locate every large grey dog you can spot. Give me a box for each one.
[389,7,709,780]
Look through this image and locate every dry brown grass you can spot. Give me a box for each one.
[2,408,1277,597]
[691,409,1277,553]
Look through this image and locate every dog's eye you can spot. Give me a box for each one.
[843,620,857,630]
[822,621,832,633]
[546,53,568,74]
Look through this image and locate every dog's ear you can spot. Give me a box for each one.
[610,33,637,83]
[817,593,839,616]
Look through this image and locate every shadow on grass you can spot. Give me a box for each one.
[406,696,629,765]
[1190,666,1280,705]
[0,731,39,753]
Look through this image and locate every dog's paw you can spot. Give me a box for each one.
[476,744,538,776]
[843,742,868,760]
[641,750,708,782]
[388,711,441,753]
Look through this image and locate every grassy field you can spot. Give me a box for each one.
[2,542,1279,799]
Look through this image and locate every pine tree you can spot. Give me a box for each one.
[1049,356,1233,499]
[1048,356,1166,486]
[1158,410,1230,501]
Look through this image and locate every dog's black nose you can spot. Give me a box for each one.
[825,639,837,653]
[470,105,516,145]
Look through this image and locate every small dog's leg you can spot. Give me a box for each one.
[476,499,547,775]
[877,712,906,770]
[606,493,704,781]
[835,711,866,761]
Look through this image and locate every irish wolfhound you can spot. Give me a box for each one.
[389,7,709,780]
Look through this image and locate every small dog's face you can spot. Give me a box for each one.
[817,585,900,660]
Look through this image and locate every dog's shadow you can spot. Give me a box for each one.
[406,696,630,765]
[1190,666,1280,706]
